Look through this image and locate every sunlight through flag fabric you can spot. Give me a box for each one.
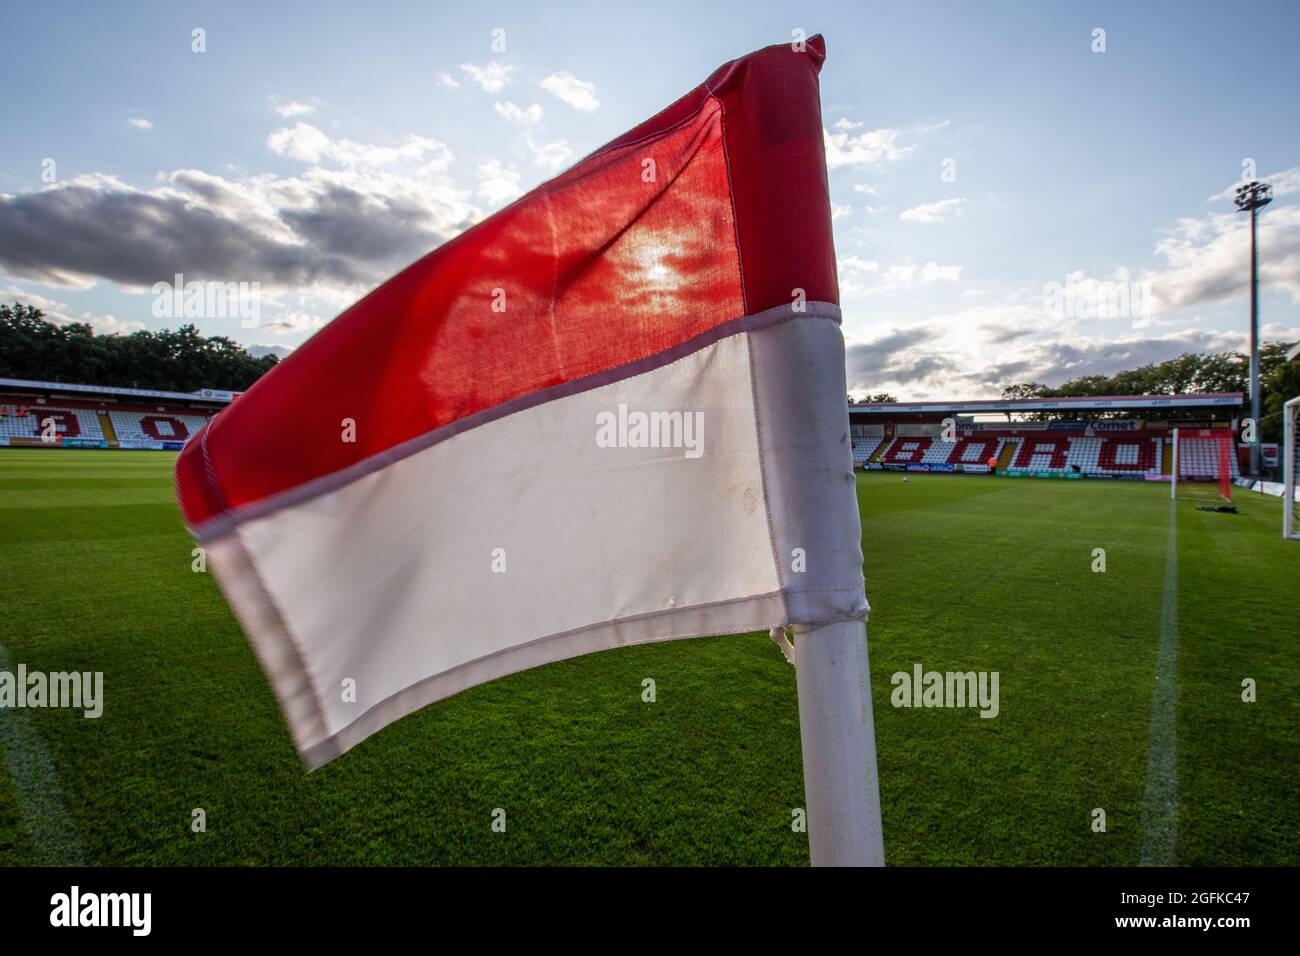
[175,36,867,769]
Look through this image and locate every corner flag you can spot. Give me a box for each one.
[176,36,878,863]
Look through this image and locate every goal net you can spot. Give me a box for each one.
[1286,397,1300,539]
[1170,427,1234,504]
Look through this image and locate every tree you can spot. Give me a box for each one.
[0,303,278,391]
[1000,382,1048,401]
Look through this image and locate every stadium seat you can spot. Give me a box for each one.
[851,437,883,466]
[1012,436,1072,473]
[109,410,210,443]
[0,406,102,441]
[1178,437,1240,479]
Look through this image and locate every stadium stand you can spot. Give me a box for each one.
[851,437,882,467]
[1177,436,1242,479]
[866,430,1220,480]
[108,410,210,442]
[0,406,103,441]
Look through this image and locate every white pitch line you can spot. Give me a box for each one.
[0,641,88,865]
[1140,500,1179,865]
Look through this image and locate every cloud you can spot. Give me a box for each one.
[1144,204,1300,314]
[247,344,294,359]
[2,286,145,334]
[831,203,851,221]
[899,197,966,223]
[436,71,459,90]
[262,311,324,334]
[834,118,864,131]
[460,62,515,94]
[526,138,573,171]
[273,99,316,118]
[823,126,913,168]
[476,159,522,205]
[853,183,878,196]
[127,117,153,130]
[838,255,879,274]
[538,71,600,111]
[844,325,964,389]
[0,124,480,295]
[267,122,452,170]
[845,260,962,296]
[494,101,543,125]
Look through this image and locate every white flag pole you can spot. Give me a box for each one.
[796,618,885,866]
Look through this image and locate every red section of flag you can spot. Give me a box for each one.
[177,37,836,528]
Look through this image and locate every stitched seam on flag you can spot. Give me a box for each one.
[188,303,843,542]
[229,527,333,746]
[745,329,788,622]
[199,415,229,512]
[583,76,731,163]
[296,586,869,767]
[714,93,749,316]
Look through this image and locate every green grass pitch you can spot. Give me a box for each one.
[0,449,1296,865]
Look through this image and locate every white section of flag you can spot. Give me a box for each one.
[207,327,809,766]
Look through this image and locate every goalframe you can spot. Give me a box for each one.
[1286,396,1300,540]
[1170,426,1234,503]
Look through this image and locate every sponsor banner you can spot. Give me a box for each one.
[0,376,237,404]
[62,438,107,448]
[929,463,956,473]
[1045,419,1143,431]
[162,441,186,451]
[883,463,908,472]
[196,388,242,402]
[959,463,990,474]
[1249,480,1285,497]
[117,439,166,451]
[862,461,883,471]
[905,464,931,473]
[1262,443,1280,467]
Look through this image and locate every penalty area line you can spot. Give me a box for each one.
[1140,499,1179,866]
[0,640,88,865]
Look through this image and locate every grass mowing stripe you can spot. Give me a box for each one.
[1140,499,1179,865]
[0,641,88,865]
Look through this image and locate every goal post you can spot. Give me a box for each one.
[1171,426,1234,504]
[1285,396,1300,540]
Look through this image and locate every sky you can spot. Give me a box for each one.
[0,0,1297,399]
